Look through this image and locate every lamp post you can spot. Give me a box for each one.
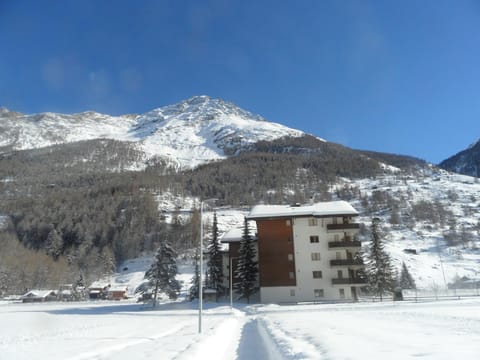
[198,198,217,334]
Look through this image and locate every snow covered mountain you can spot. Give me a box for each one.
[0,96,305,168]
[440,139,480,177]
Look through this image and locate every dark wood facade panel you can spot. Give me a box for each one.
[257,219,296,287]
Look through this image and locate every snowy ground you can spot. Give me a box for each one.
[1,298,480,360]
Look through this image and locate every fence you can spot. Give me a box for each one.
[365,288,480,302]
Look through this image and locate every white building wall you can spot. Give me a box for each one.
[259,216,360,303]
[260,286,297,304]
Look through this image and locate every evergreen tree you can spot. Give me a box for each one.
[145,240,181,307]
[45,228,63,260]
[206,211,224,300]
[399,261,416,289]
[365,217,395,300]
[235,217,258,303]
[99,246,116,278]
[188,248,200,301]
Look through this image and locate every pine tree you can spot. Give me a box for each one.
[365,217,395,301]
[399,261,416,289]
[188,248,200,301]
[235,217,258,303]
[99,246,116,278]
[145,240,181,307]
[45,228,63,260]
[206,211,224,300]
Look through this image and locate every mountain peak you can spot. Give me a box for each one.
[146,95,266,124]
[468,138,480,150]
[184,94,212,103]
[133,95,303,167]
[439,137,480,177]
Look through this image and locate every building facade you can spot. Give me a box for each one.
[247,201,365,303]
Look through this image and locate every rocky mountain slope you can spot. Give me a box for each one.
[0,96,305,169]
[440,139,480,177]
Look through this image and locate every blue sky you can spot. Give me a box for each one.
[1,0,480,164]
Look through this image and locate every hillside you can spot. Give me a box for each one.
[440,139,480,177]
[343,169,480,288]
[1,97,480,297]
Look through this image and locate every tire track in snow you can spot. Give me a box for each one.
[173,312,244,360]
[67,321,190,360]
[258,317,325,360]
[236,317,286,360]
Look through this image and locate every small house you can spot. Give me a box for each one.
[21,290,57,303]
[58,284,74,301]
[107,286,128,300]
[88,281,110,300]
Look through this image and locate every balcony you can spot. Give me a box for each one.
[331,277,367,285]
[326,223,360,232]
[330,259,364,267]
[328,240,361,249]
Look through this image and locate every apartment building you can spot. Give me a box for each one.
[246,201,365,303]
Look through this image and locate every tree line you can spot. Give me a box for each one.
[0,134,467,297]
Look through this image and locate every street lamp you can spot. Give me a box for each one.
[198,198,217,334]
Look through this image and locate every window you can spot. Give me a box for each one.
[313,271,323,279]
[311,252,321,261]
[337,270,343,278]
[308,218,318,226]
[310,235,319,243]
[289,271,295,279]
[339,288,345,299]
[334,234,340,242]
[288,253,294,261]
[332,217,338,224]
[314,289,324,298]
[290,289,295,296]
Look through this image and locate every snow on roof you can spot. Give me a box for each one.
[108,285,128,292]
[21,290,56,298]
[247,201,358,219]
[220,227,243,243]
[220,225,258,244]
[89,281,110,289]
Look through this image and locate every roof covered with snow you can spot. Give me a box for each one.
[247,201,358,219]
[21,290,57,299]
[89,281,110,289]
[220,226,257,243]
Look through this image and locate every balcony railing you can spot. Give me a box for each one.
[328,240,361,249]
[331,277,367,285]
[326,223,360,231]
[330,259,364,267]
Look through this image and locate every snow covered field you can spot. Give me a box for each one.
[1,298,479,360]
